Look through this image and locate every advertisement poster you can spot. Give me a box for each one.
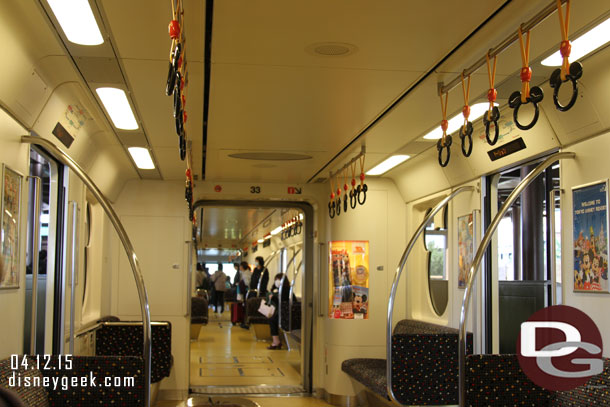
[329,241,369,319]
[457,213,474,289]
[572,180,608,293]
[0,165,22,289]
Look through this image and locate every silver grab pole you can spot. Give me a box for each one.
[549,188,561,306]
[458,152,575,407]
[318,243,325,317]
[28,176,42,355]
[21,135,153,407]
[289,259,303,332]
[69,202,78,354]
[279,248,301,331]
[386,185,475,404]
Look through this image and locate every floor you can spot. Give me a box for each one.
[189,310,301,388]
[155,397,334,407]
[153,309,334,406]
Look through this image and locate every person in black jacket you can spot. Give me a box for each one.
[267,273,291,350]
[250,256,269,296]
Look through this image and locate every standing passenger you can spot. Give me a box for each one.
[211,264,227,315]
[250,256,270,296]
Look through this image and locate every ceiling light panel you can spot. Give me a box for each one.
[96,87,139,130]
[47,0,104,46]
[128,147,155,169]
[423,102,498,140]
[366,155,411,176]
[541,17,610,67]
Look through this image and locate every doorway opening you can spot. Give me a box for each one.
[487,158,560,353]
[189,201,313,396]
[23,147,65,354]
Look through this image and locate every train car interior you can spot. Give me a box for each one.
[1,0,610,406]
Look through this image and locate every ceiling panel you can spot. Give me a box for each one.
[200,207,276,247]
[212,0,505,71]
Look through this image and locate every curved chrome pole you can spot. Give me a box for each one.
[386,185,475,404]
[458,152,575,407]
[22,135,152,407]
[279,248,301,330]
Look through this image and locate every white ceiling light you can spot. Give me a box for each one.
[47,0,104,46]
[541,17,610,67]
[127,147,155,170]
[96,87,139,130]
[257,239,264,243]
[423,102,499,140]
[366,155,411,176]
[271,226,283,236]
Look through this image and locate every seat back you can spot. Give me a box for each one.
[0,357,49,407]
[391,319,472,405]
[191,297,209,324]
[95,322,172,383]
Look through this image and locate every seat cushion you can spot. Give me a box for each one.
[245,297,269,324]
[191,297,209,324]
[96,322,172,383]
[466,354,551,406]
[341,358,387,399]
[0,357,49,407]
[552,358,610,406]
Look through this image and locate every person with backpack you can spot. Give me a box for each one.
[211,264,228,315]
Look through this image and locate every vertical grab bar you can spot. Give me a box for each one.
[289,259,304,332]
[549,188,561,306]
[257,250,280,295]
[22,135,153,407]
[318,243,325,317]
[386,185,475,405]
[279,248,301,331]
[458,152,575,407]
[69,202,79,354]
[28,176,42,355]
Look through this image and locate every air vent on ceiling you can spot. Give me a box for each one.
[313,177,327,183]
[228,152,312,161]
[306,42,358,57]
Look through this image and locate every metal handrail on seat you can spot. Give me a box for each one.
[458,152,575,407]
[253,250,280,296]
[386,185,475,405]
[22,135,153,407]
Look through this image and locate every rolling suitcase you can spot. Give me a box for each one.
[231,302,245,325]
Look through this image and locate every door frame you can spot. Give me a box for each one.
[193,199,315,393]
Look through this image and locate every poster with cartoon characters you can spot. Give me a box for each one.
[0,165,22,289]
[457,213,474,289]
[329,241,369,319]
[572,180,608,293]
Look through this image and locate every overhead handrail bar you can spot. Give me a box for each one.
[288,259,304,332]
[386,185,475,405]
[440,0,568,95]
[328,145,366,180]
[279,248,302,329]
[458,151,575,407]
[21,135,153,407]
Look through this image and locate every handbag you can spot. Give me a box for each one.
[258,301,275,318]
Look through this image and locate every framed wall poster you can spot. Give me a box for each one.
[328,241,369,319]
[572,180,609,293]
[0,164,23,289]
[457,213,474,289]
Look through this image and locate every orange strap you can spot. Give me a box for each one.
[486,52,497,118]
[359,154,365,186]
[460,72,471,128]
[557,0,571,80]
[439,91,449,144]
[518,27,531,103]
[350,161,357,190]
